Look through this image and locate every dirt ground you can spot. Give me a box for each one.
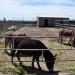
[13,27,60,37]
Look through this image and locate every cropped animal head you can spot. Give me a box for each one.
[43,50,57,72]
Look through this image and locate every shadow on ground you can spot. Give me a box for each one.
[63,43,72,46]
[12,63,60,75]
[5,50,60,75]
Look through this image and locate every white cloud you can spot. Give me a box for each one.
[0,0,75,20]
[18,0,75,6]
[48,0,74,4]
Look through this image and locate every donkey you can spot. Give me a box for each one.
[58,29,74,44]
[11,38,57,72]
[5,32,31,52]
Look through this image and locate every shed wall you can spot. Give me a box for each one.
[37,17,69,27]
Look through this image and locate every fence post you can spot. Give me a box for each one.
[12,37,14,49]
[42,50,43,61]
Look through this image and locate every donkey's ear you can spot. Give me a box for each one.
[54,54,57,59]
[54,54,57,57]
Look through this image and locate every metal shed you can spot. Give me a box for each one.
[37,17,69,27]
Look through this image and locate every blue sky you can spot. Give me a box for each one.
[0,0,75,20]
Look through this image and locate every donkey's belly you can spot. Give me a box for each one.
[18,50,42,57]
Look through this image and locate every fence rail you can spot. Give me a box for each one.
[0,36,73,38]
[0,35,75,63]
[0,60,75,63]
[1,48,75,51]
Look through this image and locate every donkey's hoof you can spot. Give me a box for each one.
[19,61,22,65]
[11,60,13,63]
[38,66,42,70]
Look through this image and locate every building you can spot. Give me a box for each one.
[37,17,69,27]
[69,20,75,27]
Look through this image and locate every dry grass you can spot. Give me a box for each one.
[42,38,75,73]
[0,39,75,75]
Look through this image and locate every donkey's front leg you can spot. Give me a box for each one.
[36,56,41,70]
[11,50,15,63]
[32,56,36,68]
[17,51,22,64]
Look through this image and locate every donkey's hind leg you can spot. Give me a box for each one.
[68,37,72,45]
[58,36,63,43]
